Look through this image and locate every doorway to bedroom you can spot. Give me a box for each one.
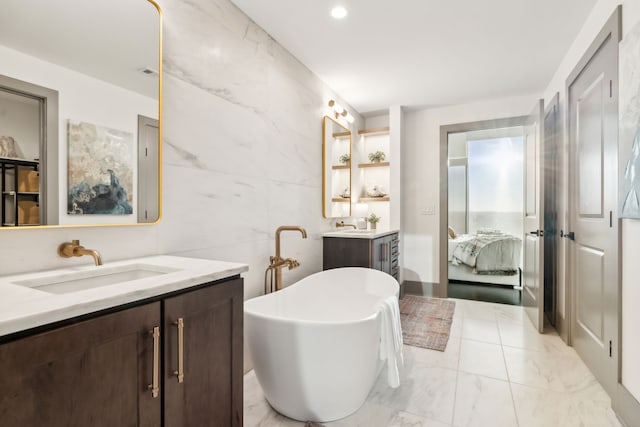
[446,122,525,305]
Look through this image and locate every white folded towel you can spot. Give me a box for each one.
[378,295,404,388]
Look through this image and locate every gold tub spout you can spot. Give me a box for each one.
[57,240,103,266]
[275,225,307,259]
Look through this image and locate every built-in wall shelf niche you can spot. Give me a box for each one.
[332,164,350,170]
[358,127,390,136]
[331,197,351,203]
[359,196,390,202]
[355,122,391,231]
[358,162,390,168]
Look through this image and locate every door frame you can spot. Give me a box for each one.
[565,4,621,394]
[137,115,159,223]
[0,74,59,225]
[543,92,560,328]
[523,99,545,332]
[438,116,527,298]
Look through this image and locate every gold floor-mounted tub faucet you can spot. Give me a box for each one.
[264,226,307,293]
[57,240,103,266]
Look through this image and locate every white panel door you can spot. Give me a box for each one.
[137,115,159,223]
[567,23,619,396]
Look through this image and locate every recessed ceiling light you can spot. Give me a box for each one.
[331,6,348,19]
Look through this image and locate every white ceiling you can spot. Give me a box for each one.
[230,0,598,114]
[0,0,159,99]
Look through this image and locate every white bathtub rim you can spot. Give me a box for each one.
[244,309,380,326]
[244,267,398,326]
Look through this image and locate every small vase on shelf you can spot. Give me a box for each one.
[367,213,380,231]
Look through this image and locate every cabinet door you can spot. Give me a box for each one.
[390,233,400,280]
[373,236,384,271]
[323,237,373,269]
[374,236,393,274]
[0,303,161,427]
[164,278,243,427]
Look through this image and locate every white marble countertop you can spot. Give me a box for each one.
[322,229,400,239]
[0,255,248,337]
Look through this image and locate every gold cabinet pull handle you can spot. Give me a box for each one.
[173,318,185,383]
[148,326,160,398]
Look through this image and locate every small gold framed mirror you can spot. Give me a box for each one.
[322,116,352,218]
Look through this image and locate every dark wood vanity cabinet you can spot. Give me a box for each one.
[0,276,243,427]
[323,232,399,280]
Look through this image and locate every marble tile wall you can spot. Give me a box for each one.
[157,0,363,299]
[0,0,362,307]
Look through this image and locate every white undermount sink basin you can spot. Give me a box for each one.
[12,264,181,294]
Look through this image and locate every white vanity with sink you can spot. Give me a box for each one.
[0,256,248,427]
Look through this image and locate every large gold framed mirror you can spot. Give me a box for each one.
[322,116,352,218]
[0,0,162,229]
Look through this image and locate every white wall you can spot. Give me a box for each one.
[401,94,537,284]
[540,0,640,405]
[0,45,158,224]
[389,106,403,232]
[364,114,389,129]
[0,92,40,160]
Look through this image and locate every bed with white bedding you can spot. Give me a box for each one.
[448,232,522,287]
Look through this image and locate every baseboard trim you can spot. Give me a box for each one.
[555,313,568,344]
[401,280,440,298]
[614,384,640,427]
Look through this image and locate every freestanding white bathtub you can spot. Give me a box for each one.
[244,267,400,422]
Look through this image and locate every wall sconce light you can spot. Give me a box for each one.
[328,99,355,123]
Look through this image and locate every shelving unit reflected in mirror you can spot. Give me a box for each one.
[322,116,352,218]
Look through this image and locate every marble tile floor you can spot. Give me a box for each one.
[244,298,622,427]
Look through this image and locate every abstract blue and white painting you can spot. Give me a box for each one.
[67,120,133,215]
[620,21,640,218]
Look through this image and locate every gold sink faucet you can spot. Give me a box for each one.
[336,220,356,229]
[57,240,103,266]
[264,226,307,293]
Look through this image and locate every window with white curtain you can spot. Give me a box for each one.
[467,136,524,238]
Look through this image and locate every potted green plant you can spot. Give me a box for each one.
[368,151,386,163]
[367,213,381,230]
[339,153,350,164]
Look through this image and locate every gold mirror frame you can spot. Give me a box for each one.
[322,115,352,218]
[0,0,163,231]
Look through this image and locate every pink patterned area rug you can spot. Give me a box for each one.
[399,295,456,352]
